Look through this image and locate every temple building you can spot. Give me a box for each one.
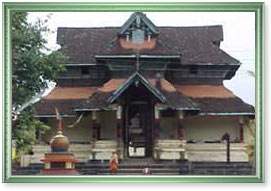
[22,12,255,167]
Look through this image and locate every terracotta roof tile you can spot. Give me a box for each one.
[34,99,85,115]
[34,80,254,115]
[191,98,254,114]
[98,79,126,92]
[147,78,176,92]
[175,85,235,98]
[147,78,198,110]
[57,25,239,65]
[160,79,177,92]
[44,87,98,100]
[174,85,254,114]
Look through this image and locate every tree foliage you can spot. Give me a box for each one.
[12,12,67,156]
[12,12,67,109]
[12,108,51,154]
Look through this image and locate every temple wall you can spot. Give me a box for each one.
[159,117,179,139]
[42,111,118,143]
[42,116,93,143]
[155,116,252,162]
[98,111,117,139]
[158,116,253,143]
[42,115,252,144]
[183,116,239,143]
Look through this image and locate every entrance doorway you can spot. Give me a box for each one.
[124,101,154,158]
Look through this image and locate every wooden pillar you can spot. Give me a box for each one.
[116,105,123,139]
[154,105,160,139]
[91,111,101,140]
[239,116,244,143]
[178,111,184,140]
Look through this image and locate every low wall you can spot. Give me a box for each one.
[20,140,122,167]
[186,143,249,162]
[20,142,249,167]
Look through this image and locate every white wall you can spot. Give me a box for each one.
[158,115,248,143]
[98,111,117,139]
[42,114,252,144]
[42,115,93,143]
[183,116,240,143]
[159,116,179,139]
[42,111,118,142]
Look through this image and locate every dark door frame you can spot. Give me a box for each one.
[123,99,155,158]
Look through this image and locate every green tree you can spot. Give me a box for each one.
[12,109,51,155]
[12,12,66,109]
[12,12,67,156]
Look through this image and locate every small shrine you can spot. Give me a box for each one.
[40,109,79,175]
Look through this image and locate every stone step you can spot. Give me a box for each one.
[75,164,188,169]
[98,172,180,175]
[192,166,253,170]
[78,168,181,175]
[12,169,41,175]
[12,161,253,175]
[191,162,253,169]
[190,169,253,175]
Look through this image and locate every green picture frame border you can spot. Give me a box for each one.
[2,2,264,183]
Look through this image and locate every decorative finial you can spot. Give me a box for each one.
[50,107,69,152]
[55,107,62,131]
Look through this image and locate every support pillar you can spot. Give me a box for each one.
[154,105,160,139]
[178,111,184,140]
[116,105,123,140]
[239,116,244,143]
[91,111,101,140]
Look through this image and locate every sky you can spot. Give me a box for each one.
[27,12,255,106]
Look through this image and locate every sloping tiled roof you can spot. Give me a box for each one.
[44,87,98,100]
[102,37,177,55]
[148,78,199,110]
[175,85,254,114]
[54,75,199,112]
[98,78,127,93]
[34,87,98,115]
[74,78,127,111]
[175,85,235,98]
[34,80,254,115]
[34,99,85,116]
[191,98,254,114]
[57,25,239,65]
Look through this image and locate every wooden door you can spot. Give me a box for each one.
[125,102,154,158]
